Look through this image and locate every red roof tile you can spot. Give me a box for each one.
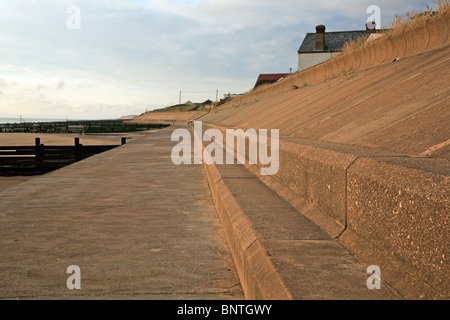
[255,73,290,88]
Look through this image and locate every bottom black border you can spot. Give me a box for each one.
[0,299,436,318]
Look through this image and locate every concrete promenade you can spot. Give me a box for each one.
[0,127,243,299]
[0,126,411,300]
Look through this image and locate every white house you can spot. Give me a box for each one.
[297,24,376,72]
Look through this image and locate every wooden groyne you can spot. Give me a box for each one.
[0,137,126,176]
[0,120,170,134]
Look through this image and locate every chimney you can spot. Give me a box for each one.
[315,25,326,51]
[366,21,376,33]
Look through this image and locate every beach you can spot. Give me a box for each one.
[0,130,159,192]
[0,131,153,146]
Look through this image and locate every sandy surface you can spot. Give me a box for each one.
[0,131,158,146]
[0,130,160,192]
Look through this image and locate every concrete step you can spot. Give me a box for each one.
[204,162,404,299]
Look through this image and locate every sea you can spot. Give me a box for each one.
[0,117,109,124]
[0,117,69,124]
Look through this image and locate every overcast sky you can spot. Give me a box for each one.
[0,0,434,120]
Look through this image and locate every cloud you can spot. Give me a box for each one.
[34,80,65,91]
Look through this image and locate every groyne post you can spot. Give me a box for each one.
[74,137,83,161]
[35,137,44,172]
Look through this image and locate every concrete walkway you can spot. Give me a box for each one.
[0,127,243,299]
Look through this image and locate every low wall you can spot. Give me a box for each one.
[345,157,449,296]
[201,122,449,299]
[224,11,450,108]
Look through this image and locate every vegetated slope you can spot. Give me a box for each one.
[131,101,211,123]
[130,111,207,123]
[201,14,450,161]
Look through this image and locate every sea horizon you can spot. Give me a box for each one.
[0,117,67,124]
[0,117,119,124]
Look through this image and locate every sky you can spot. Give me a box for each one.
[0,0,435,120]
